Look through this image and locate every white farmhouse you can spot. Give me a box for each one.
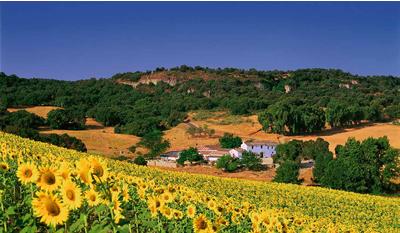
[229,140,277,158]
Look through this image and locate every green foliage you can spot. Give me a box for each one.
[137,130,170,159]
[216,155,239,172]
[258,100,325,135]
[240,151,263,171]
[128,145,136,153]
[40,133,87,152]
[47,109,86,130]
[318,137,400,193]
[185,124,215,138]
[385,105,400,119]
[274,140,303,164]
[0,110,45,130]
[192,111,215,120]
[219,133,242,149]
[273,161,301,184]
[2,68,400,137]
[133,156,148,166]
[176,147,204,165]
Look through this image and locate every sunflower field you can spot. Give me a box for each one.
[0,132,399,233]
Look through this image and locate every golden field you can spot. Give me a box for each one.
[0,132,399,232]
[166,111,400,152]
[8,106,144,157]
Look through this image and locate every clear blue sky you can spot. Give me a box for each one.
[1,2,399,80]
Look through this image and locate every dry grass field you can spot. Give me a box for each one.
[166,110,400,152]
[8,106,61,118]
[7,106,144,157]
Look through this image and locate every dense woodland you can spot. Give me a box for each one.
[1,66,400,138]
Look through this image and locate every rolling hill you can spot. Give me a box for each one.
[0,132,399,232]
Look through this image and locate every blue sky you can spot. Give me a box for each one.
[1,2,399,80]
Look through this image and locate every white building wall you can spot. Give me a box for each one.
[241,142,276,158]
[229,149,242,158]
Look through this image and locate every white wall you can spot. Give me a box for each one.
[241,142,276,158]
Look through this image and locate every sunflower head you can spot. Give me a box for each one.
[85,189,101,206]
[17,162,39,185]
[187,204,196,218]
[61,180,82,210]
[58,163,71,180]
[76,159,92,185]
[160,206,173,220]
[193,214,211,233]
[90,158,109,180]
[0,162,9,172]
[160,191,173,203]
[32,192,69,227]
[37,167,61,192]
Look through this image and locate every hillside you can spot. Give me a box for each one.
[2,67,400,141]
[0,132,399,232]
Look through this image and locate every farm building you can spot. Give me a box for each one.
[229,140,278,158]
[197,145,230,162]
[160,151,180,161]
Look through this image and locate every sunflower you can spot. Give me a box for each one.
[58,163,71,180]
[32,191,69,227]
[0,162,9,172]
[37,167,61,192]
[187,204,196,218]
[250,212,262,225]
[61,180,82,210]
[17,162,39,185]
[121,184,130,202]
[76,159,92,185]
[160,206,173,220]
[148,202,158,218]
[193,214,212,233]
[85,189,101,206]
[112,198,124,223]
[90,158,109,180]
[173,210,183,220]
[160,191,173,203]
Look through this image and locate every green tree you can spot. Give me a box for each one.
[176,147,204,165]
[216,155,239,172]
[47,109,86,130]
[319,137,400,193]
[137,130,170,159]
[274,140,303,164]
[273,161,301,184]
[133,156,148,166]
[240,151,263,171]
[219,133,242,149]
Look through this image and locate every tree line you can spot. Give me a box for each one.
[1,67,400,139]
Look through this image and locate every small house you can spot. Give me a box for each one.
[241,140,277,158]
[230,140,278,158]
[160,151,180,161]
[198,145,230,162]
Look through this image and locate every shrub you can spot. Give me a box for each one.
[177,147,204,166]
[219,133,242,149]
[240,151,263,171]
[273,160,301,184]
[40,133,87,152]
[47,109,86,130]
[216,155,239,172]
[128,145,137,153]
[133,156,148,166]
